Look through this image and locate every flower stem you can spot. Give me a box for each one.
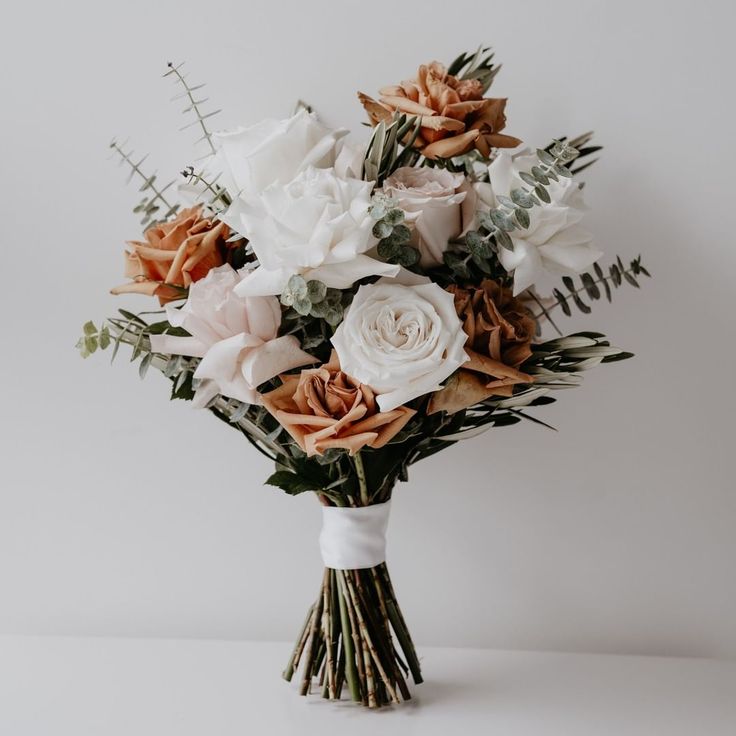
[353,452,369,506]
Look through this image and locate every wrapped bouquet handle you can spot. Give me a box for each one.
[283,498,423,707]
[319,501,391,569]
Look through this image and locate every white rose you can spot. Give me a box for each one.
[331,278,468,412]
[149,265,314,407]
[233,167,399,296]
[482,152,602,295]
[382,167,476,268]
[213,108,347,199]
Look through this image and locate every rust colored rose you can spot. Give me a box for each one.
[428,279,536,414]
[111,205,229,305]
[261,354,416,457]
[358,61,521,160]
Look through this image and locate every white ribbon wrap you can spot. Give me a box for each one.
[319,501,391,570]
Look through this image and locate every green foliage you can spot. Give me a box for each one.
[281,275,345,326]
[526,332,634,378]
[179,165,231,212]
[547,131,602,176]
[164,61,221,157]
[370,195,420,268]
[447,46,501,93]
[108,140,178,228]
[537,255,651,320]
[76,321,111,358]
[363,113,421,185]
[440,141,581,285]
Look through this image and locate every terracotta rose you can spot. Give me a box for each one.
[428,280,536,414]
[111,205,229,305]
[261,354,415,456]
[358,61,521,160]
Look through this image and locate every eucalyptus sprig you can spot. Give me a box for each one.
[179,165,232,213]
[76,321,111,358]
[280,275,345,326]
[369,195,420,268]
[535,255,651,320]
[164,61,221,157]
[108,140,179,227]
[442,141,580,283]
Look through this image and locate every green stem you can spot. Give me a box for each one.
[337,573,362,702]
[353,452,369,506]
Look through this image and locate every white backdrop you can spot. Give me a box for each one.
[1,0,735,658]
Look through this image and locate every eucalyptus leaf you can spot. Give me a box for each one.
[306,280,327,303]
[384,208,405,226]
[495,229,514,251]
[514,207,530,229]
[510,188,536,208]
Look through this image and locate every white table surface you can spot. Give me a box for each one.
[1,635,734,735]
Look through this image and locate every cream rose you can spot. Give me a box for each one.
[477,152,602,295]
[149,265,314,407]
[331,278,468,412]
[234,167,399,296]
[382,167,475,268]
[213,108,347,199]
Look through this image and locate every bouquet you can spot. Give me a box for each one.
[79,47,649,708]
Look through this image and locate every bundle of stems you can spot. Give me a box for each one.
[282,557,422,707]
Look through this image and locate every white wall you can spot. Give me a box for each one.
[1,0,735,658]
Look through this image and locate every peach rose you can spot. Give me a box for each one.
[358,61,521,160]
[261,354,415,456]
[428,279,536,414]
[111,205,229,305]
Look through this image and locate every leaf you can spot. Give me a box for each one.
[514,207,530,229]
[293,296,312,316]
[510,188,536,208]
[580,272,601,299]
[602,351,635,363]
[170,371,196,401]
[287,274,308,299]
[490,209,516,231]
[623,271,640,288]
[496,194,516,209]
[118,309,147,326]
[99,326,111,350]
[534,184,551,204]
[324,307,343,326]
[519,171,537,187]
[537,149,555,166]
[384,208,405,226]
[444,252,471,279]
[571,292,591,314]
[390,223,411,244]
[396,246,420,268]
[372,220,393,239]
[495,229,514,251]
[552,288,571,316]
[306,280,327,304]
[265,471,316,495]
[377,239,401,260]
[531,166,549,185]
